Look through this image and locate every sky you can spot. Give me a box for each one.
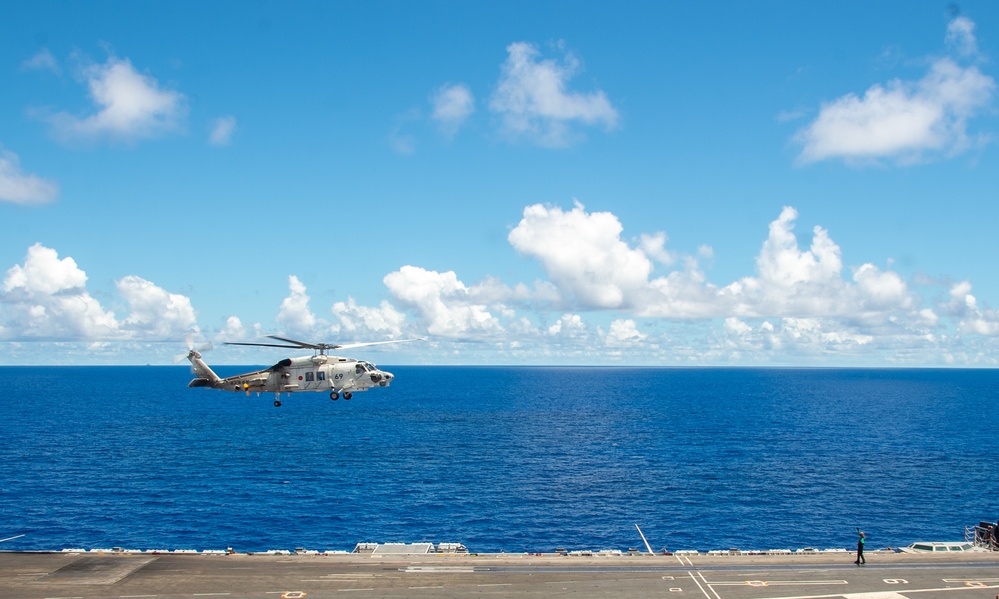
[2,1,998,367]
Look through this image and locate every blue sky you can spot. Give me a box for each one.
[2,1,998,366]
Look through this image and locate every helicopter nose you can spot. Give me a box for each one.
[380,370,393,386]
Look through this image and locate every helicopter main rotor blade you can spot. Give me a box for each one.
[264,335,324,350]
[223,336,425,353]
[224,341,304,349]
[333,338,426,350]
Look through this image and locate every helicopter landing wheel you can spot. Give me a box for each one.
[274,399,282,407]
[344,392,352,400]
[330,391,339,401]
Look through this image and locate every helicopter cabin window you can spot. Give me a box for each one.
[317,371,325,381]
[305,372,315,382]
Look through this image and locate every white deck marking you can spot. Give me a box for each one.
[690,571,715,599]
[754,582,999,599]
[710,580,849,587]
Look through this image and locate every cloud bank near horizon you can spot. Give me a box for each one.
[2,205,997,365]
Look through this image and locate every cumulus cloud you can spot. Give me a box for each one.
[605,319,647,347]
[721,316,875,359]
[431,83,475,136]
[1,244,118,339]
[715,207,920,323]
[721,206,848,316]
[44,55,187,143]
[331,297,406,339]
[547,313,587,338]
[0,147,59,205]
[505,202,927,329]
[117,275,198,339]
[383,265,504,338]
[306,203,957,365]
[945,281,999,335]
[221,315,248,340]
[508,201,652,309]
[795,17,995,165]
[208,116,237,146]
[489,41,618,147]
[275,275,317,336]
[1,244,199,341]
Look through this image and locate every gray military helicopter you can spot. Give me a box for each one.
[185,335,421,407]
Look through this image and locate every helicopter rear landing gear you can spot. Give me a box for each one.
[274,396,282,407]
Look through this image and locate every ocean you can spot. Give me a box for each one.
[1,365,996,554]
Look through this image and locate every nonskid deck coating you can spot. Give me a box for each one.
[2,550,998,599]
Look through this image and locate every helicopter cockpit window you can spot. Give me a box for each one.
[355,363,367,375]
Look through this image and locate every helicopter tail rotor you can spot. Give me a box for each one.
[173,335,215,364]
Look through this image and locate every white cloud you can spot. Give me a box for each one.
[1,244,118,339]
[209,116,237,146]
[605,319,647,347]
[795,17,995,165]
[431,83,474,136]
[0,147,59,205]
[508,201,652,309]
[547,313,587,338]
[45,55,187,142]
[21,48,60,74]
[331,297,406,339]
[221,315,248,341]
[946,281,999,335]
[507,202,926,330]
[489,41,618,147]
[383,265,504,338]
[5,200,997,365]
[852,263,913,312]
[946,16,979,57]
[1,244,201,342]
[722,206,848,316]
[721,316,874,359]
[117,275,198,339]
[3,243,88,296]
[275,275,317,336]
[639,232,675,266]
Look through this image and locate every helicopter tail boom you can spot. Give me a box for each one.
[186,350,222,387]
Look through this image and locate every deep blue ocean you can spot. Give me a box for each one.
[1,366,996,554]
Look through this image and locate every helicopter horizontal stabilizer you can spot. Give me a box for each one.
[188,378,212,388]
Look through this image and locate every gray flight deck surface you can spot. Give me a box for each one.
[2,550,998,599]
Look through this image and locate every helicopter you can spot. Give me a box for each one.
[185,335,422,407]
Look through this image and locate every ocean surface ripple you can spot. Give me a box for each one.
[1,366,996,553]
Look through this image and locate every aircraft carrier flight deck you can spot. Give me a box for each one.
[2,546,998,599]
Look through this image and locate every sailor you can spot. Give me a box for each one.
[854,529,866,565]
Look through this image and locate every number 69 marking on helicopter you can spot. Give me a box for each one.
[184,335,423,407]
